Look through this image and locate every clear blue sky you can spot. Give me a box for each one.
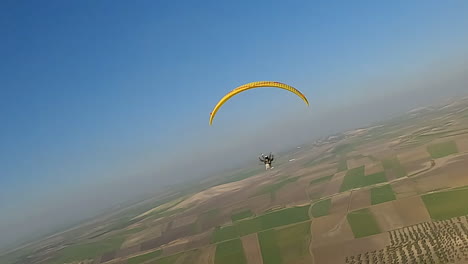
[1,0,468,249]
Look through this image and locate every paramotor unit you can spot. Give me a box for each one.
[209,81,309,125]
[259,153,275,170]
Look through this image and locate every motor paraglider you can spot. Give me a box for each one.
[259,153,274,170]
[209,81,309,125]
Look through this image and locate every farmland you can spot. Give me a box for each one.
[214,239,247,264]
[370,184,396,205]
[422,188,468,220]
[310,198,332,218]
[347,208,381,238]
[340,166,387,192]
[427,140,459,158]
[4,97,468,264]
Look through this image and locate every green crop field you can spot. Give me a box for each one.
[236,217,263,236]
[310,175,333,185]
[340,166,385,192]
[258,230,282,264]
[128,249,162,264]
[382,157,407,178]
[422,188,468,220]
[370,184,396,205]
[212,225,239,243]
[231,209,254,222]
[214,239,247,264]
[48,236,125,264]
[310,199,332,218]
[275,222,312,264]
[212,205,310,242]
[257,205,310,230]
[152,253,182,264]
[253,177,299,197]
[347,208,381,238]
[340,166,366,192]
[427,141,459,159]
[364,172,387,186]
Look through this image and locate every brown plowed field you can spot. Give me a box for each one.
[241,233,263,264]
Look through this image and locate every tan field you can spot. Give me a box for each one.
[348,189,371,211]
[298,167,337,183]
[195,245,216,264]
[311,213,354,248]
[312,233,390,264]
[241,233,263,264]
[329,192,351,215]
[171,215,197,229]
[347,156,373,170]
[322,171,346,196]
[397,147,431,175]
[273,182,309,207]
[227,193,272,215]
[364,162,384,175]
[121,223,167,248]
[457,137,468,152]
[391,179,419,199]
[391,196,431,225]
[369,196,430,232]
[307,183,326,201]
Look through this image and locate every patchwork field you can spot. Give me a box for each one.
[214,239,247,264]
[348,188,371,211]
[258,221,312,264]
[422,187,468,220]
[370,184,396,205]
[347,208,381,238]
[7,98,468,264]
[310,198,332,218]
[241,234,263,264]
[427,140,459,159]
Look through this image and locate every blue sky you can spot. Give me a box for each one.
[1,0,468,249]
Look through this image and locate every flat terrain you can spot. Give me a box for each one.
[214,239,247,264]
[347,208,381,238]
[4,98,468,264]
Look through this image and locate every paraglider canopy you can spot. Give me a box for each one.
[209,81,309,125]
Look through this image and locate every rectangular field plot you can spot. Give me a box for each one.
[212,225,238,243]
[214,239,247,264]
[231,209,253,222]
[422,188,468,220]
[382,157,407,178]
[128,249,162,264]
[258,230,282,264]
[309,175,333,186]
[275,222,312,264]
[212,205,310,242]
[258,222,312,264]
[340,166,387,192]
[427,141,459,159]
[256,205,310,230]
[370,184,396,205]
[363,172,387,186]
[340,166,365,192]
[310,199,331,218]
[347,208,381,238]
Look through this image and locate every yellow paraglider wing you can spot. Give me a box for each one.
[209,81,309,125]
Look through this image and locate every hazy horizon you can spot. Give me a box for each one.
[2,0,468,251]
